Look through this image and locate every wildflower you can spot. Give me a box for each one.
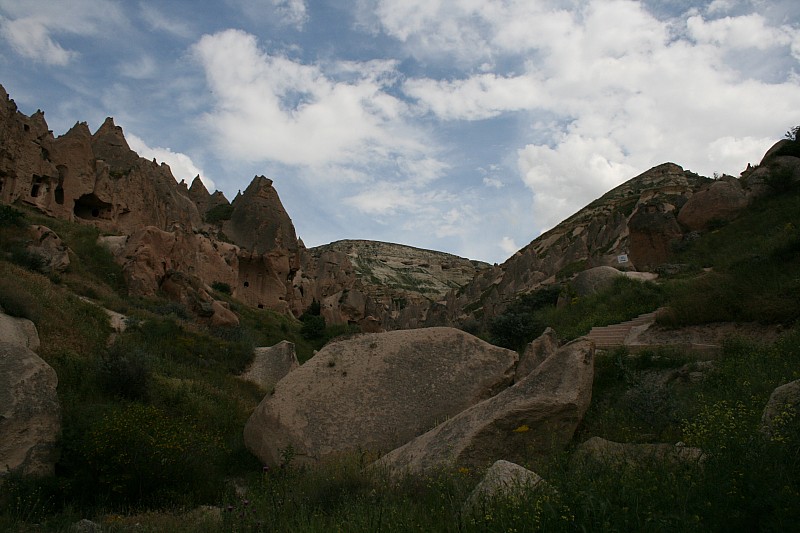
[512,424,530,433]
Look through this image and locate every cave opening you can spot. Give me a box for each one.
[73,193,113,220]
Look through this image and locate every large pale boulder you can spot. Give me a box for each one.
[761,379,800,439]
[463,460,546,515]
[677,178,748,231]
[0,341,60,478]
[239,341,299,391]
[514,327,559,382]
[377,338,594,476]
[0,312,40,352]
[571,266,623,297]
[244,327,519,466]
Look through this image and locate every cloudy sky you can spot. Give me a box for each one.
[2,0,799,263]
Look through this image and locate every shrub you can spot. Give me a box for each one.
[204,204,234,224]
[0,204,26,226]
[211,281,232,295]
[96,341,152,401]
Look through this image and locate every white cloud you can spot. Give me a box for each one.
[272,0,308,29]
[377,0,800,237]
[226,0,308,30]
[118,55,157,79]
[687,13,794,49]
[483,177,504,188]
[499,236,518,255]
[344,183,419,216]
[0,16,75,65]
[192,29,439,180]
[404,73,544,120]
[0,0,125,64]
[139,4,194,38]
[518,134,639,232]
[127,133,216,191]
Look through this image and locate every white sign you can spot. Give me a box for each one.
[617,254,629,264]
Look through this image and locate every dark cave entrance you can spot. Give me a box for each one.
[73,193,113,220]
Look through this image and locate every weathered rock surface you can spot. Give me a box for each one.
[0,312,41,352]
[677,177,749,231]
[240,341,299,391]
[243,328,519,466]
[571,437,704,468]
[0,341,60,478]
[26,225,70,274]
[628,202,683,270]
[421,163,710,330]
[377,338,594,476]
[463,460,546,514]
[761,379,800,438]
[110,226,239,298]
[570,266,623,297]
[514,327,559,383]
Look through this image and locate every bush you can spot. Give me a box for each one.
[0,204,26,227]
[211,281,232,295]
[96,341,152,401]
[488,286,561,350]
[204,204,234,224]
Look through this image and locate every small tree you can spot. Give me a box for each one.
[785,125,800,142]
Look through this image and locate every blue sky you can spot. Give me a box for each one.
[1,0,799,263]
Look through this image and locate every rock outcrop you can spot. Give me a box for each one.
[514,327,559,382]
[420,163,711,330]
[0,311,41,352]
[570,266,624,297]
[26,225,70,274]
[761,379,800,439]
[377,338,594,476]
[571,437,704,468]
[0,341,60,478]
[677,177,749,231]
[239,341,299,391]
[463,460,546,514]
[243,328,518,467]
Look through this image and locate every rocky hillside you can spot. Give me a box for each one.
[0,84,481,330]
[3,82,798,334]
[423,149,800,329]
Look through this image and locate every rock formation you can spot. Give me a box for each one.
[377,337,594,475]
[419,163,711,330]
[243,327,518,466]
[761,379,800,439]
[239,341,299,391]
[0,311,41,352]
[570,437,704,469]
[514,327,559,382]
[677,177,749,231]
[0,341,61,478]
[463,460,546,514]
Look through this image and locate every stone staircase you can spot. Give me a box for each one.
[586,308,665,349]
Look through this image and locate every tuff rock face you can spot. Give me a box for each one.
[419,163,711,329]
[243,327,518,467]
[0,341,61,478]
[377,337,594,475]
